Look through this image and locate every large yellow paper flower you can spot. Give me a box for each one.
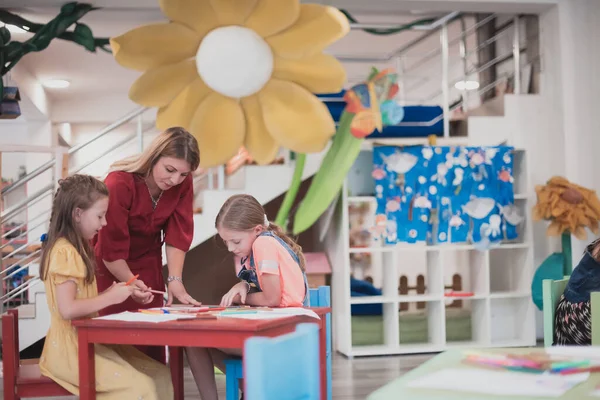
[111,0,349,167]
[533,176,600,239]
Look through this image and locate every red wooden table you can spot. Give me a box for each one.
[73,307,330,400]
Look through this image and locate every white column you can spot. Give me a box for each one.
[557,0,600,262]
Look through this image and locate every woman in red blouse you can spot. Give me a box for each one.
[93,127,201,362]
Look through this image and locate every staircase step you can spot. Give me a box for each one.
[16,304,36,319]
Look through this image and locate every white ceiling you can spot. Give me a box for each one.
[2,0,554,123]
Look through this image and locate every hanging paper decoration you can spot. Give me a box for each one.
[372,145,521,248]
[290,67,404,234]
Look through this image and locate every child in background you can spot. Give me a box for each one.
[554,238,600,345]
[38,175,173,399]
[186,194,309,400]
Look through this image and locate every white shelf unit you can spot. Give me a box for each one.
[324,146,536,357]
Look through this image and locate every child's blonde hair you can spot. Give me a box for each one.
[40,175,109,284]
[109,127,200,175]
[215,194,306,271]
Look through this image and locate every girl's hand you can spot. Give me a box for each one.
[221,282,249,307]
[167,280,201,306]
[130,279,154,305]
[107,282,134,305]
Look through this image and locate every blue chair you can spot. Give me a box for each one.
[244,323,320,399]
[224,286,332,400]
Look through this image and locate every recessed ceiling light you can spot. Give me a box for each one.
[42,79,70,89]
[454,80,480,91]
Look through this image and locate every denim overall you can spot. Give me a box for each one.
[237,231,310,306]
[564,243,600,303]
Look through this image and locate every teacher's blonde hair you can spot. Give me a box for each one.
[110,127,200,175]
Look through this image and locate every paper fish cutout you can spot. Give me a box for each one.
[344,68,404,138]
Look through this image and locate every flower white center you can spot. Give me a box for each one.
[196,26,273,98]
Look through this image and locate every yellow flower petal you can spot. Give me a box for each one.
[210,0,257,25]
[110,23,201,71]
[158,0,219,36]
[241,96,279,165]
[258,79,334,153]
[266,4,349,60]
[273,53,346,94]
[245,0,300,37]
[129,59,198,107]
[156,78,212,131]
[190,93,245,168]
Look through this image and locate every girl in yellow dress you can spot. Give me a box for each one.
[38,174,173,400]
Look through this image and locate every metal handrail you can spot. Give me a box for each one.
[1,107,148,199]
[3,254,41,281]
[1,277,41,302]
[68,106,149,155]
[1,159,54,196]
[71,132,137,175]
[1,184,53,223]
[1,209,50,241]
[3,251,41,280]
[70,127,154,175]
[337,12,460,63]
[0,218,48,253]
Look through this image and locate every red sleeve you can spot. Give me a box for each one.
[99,172,133,261]
[164,174,194,251]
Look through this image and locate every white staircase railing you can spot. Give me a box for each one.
[0,107,218,314]
[336,13,539,136]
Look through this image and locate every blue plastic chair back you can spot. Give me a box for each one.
[244,323,320,400]
[225,286,332,400]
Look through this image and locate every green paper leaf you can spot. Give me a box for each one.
[61,2,77,14]
[293,111,361,235]
[0,26,10,44]
[74,23,95,52]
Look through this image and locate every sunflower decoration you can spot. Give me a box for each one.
[110,0,350,167]
[532,176,600,240]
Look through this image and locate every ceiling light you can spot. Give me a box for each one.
[2,23,29,33]
[455,80,480,91]
[42,79,70,89]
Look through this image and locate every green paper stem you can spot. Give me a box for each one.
[275,152,306,230]
[562,232,573,276]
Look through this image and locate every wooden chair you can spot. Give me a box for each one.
[244,323,320,400]
[224,286,332,400]
[2,309,72,399]
[542,277,600,346]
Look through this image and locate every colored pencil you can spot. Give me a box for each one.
[558,365,600,375]
[125,274,140,286]
[131,287,166,295]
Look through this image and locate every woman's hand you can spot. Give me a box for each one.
[167,280,201,306]
[130,279,154,305]
[221,282,249,307]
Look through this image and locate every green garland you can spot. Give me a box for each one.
[0,2,108,97]
[0,3,442,101]
[339,10,436,35]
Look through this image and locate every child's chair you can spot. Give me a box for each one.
[542,277,600,346]
[2,309,72,399]
[223,286,332,400]
[244,323,320,400]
